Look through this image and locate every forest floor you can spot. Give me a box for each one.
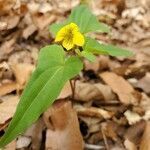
[0,0,150,149]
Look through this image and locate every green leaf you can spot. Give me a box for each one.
[49,23,66,36]
[83,37,134,57]
[68,5,110,33]
[81,51,96,62]
[49,5,110,36]
[0,45,83,148]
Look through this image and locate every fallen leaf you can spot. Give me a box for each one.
[0,82,17,96]
[16,136,31,149]
[0,95,19,124]
[0,21,7,31]
[24,118,44,150]
[4,140,16,150]
[124,139,137,150]
[124,110,142,125]
[136,72,150,94]
[0,38,16,56]
[140,121,150,150]
[58,81,72,99]
[10,63,34,88]
[74,81,115,102]
[44,100,84,150]
[100,72,140,105]
[22,24,37,39]
[32,14,56,30]
[125,121,146,145]
[74,104,114,119]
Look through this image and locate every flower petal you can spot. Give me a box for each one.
[55,27,66,42]
[73,32,85,46]
[69,23,79,32]
[62,39,74,50]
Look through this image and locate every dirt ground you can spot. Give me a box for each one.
[0,0,150,149]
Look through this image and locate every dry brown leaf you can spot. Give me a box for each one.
[0,82,17,96]
[74,104,114,119]
[24,118,45,150]
[140,121,150,150]
[124,139,137,150]
[10,63,34,87]
[136,72,150,94]
[32,14,56,30]
[0,38,16,56]
[22,24,38,39]
[6,15,20,30]
[4,140,16,150]
[124,110,142,125]
[75,81,115,102]
[58,81,72,99]
[0,95,19,124]
[0,0,16,15]
[44,100,84,150]
[16,136,31,149]
[125,121,146,145]
[100,72,140,105]
[0,21,7,31]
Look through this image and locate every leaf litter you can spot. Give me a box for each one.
[0,0,150,149]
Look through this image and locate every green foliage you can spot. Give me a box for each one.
[49,5,110,36]
[50,23,65,36]
[81,51,96,62]
[83,37,134,57]
[67,5,110,33]
[0,4,134,148]
[0,45,83,147]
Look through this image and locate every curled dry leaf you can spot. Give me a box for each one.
[44,100,84,150]
[0,95,19,125]
[74,104,114,119]
[100,72,141,105]
[140,121,150,150]
[74,81,115,102]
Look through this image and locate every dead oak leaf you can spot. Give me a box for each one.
[0,82,17,96]
[140,121,150,150]
[44,100,84,150]
[136,72,150,94]
[0,95,19,125]
[100,72,141,105]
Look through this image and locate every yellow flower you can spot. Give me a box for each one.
[55,23,85,50]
